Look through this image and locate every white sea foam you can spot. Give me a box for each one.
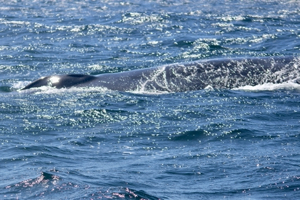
[128,88,169,95]
[11,81,31,90]
[17,82,110,95]
[234,81,300,92]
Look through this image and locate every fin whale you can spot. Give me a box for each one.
[22,57,300,92]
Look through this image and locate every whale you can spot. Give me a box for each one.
[22,56,300,92]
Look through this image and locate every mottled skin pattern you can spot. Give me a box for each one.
[22,57,300,92]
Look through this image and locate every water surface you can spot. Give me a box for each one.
[1,0,300,199]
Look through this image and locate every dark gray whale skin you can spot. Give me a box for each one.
[22,57,300,92]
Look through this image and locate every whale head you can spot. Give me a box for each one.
[22,74,97,90]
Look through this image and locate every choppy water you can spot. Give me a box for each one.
[1,0,300,199]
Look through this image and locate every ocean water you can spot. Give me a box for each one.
[1,0,300,199]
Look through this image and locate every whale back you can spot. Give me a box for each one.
[21,57,300,92]
[22,74,97,90]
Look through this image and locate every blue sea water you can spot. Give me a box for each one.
[1,0,300,199]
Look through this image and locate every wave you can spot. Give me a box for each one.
[3,170,161,200]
